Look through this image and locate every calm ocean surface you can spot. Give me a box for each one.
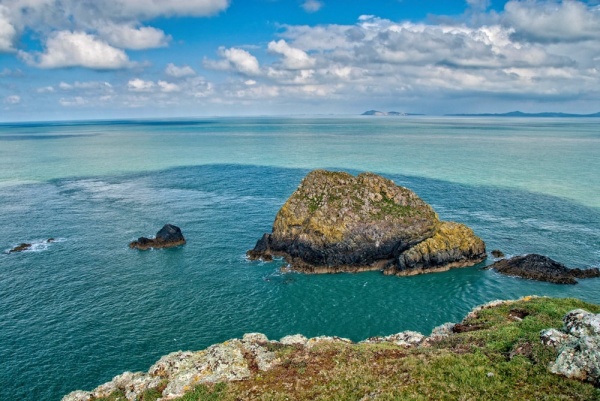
[1,117,599,400]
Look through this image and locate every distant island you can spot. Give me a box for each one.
[446,111,600,118]
[361,110,600,117]
[361,110,424,116]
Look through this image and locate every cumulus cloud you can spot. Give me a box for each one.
[24,31,131,69]
[105,0,230,19]
[128,78,155,92]
[0,6,16,52]
[267,39,316,69]
[157,80,181,92]
[504,0,600,43]
[301,0,323,13]
[97,23,170,50]
[204,47,261,75]
[165,63,196,78]
[204,4,600,110]
[1,0,231,67]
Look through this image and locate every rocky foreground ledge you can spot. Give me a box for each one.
[248,170,486,275]
[63,296,600,401]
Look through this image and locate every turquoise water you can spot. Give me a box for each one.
[0,117,599,400]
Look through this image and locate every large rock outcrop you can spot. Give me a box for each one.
[129,224,186,250]
[247,170,485,275]
[485,254,600,284]
[541,309,600,385]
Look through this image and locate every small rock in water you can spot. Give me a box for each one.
[491,249,504,258]
[8,243,32,253]
[485,254,600,284]
[129,224,186,250]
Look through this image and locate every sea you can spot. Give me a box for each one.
[0,117,599,401]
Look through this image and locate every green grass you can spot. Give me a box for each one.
[171,297,600,401]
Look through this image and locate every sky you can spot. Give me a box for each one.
[1,0,600,121]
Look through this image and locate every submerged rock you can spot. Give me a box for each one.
[129,224,186,250]
[8,243,32,253]
[485,254,600,284]
[247,170,485,276]
[6,238,56,254]
[541,309,600,386]
[491,249,504,258]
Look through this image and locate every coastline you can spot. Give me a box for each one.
[62,296,600,401]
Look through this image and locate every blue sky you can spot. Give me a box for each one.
[1,0,600,121]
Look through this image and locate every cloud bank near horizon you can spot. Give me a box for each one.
[1,0,600,118]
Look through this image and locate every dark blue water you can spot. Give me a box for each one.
[0,119,599,400]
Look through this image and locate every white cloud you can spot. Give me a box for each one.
[59,81,113,90]
[165,63,196,78]
[0,5,16,52]
[37,86,55,93]
[106,0,230,19]
[504,0,600,43]
[1,0,231,68]
[267,39,316,70]
[214,6,599,108]
[128,78,155,92]
[4,95,20,104]
[205,47,261,75]
[158,80,180,92]
[301,0,323,13]
[27,31,131,69]
[97,23,170,50]
[59,96,86,106]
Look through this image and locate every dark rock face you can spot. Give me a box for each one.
[129,224,186,250]
[8,243,32,253]
[491,249,505,258]
[247,170,486,275]
[485,254,600,284]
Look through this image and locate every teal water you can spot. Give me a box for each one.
[0,117,599,400]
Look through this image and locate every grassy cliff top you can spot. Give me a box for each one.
[96,297,600,401]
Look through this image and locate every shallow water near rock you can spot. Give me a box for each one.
[0,117,599,400]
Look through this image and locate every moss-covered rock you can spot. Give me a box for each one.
[248,170,486,275]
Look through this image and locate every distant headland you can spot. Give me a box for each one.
[362,110,600,117]
[447,111,600,117]
[361,110,424,116]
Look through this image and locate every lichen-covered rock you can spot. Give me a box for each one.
[129,224,186,250]
[430,322,456,339]
[361,331,425,347]
[563,309,600,337]
[62,334,279,401]
[541,309,600,386]
[306,336,353,349]
[248,170,485,275]
[386,221,486,276]
[485,254,600,284]
[61,390,92,401]
[280,334,309,346]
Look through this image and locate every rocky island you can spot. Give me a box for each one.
[247,170,486,275]
[485,254,600,284]
[129,224,186,250]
